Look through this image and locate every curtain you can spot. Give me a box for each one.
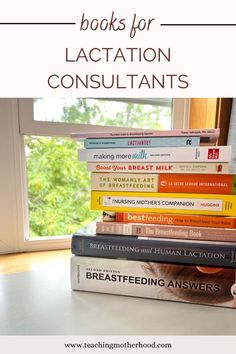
[227,98,236,173]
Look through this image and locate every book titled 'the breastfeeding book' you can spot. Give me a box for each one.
[96,221,236,242]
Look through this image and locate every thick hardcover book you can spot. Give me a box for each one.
[91,173,236,194]
[87,162,230,174]
[114,211,236,229]
[70,256,236,308]
[91,191,236,216]
[71,232,236,267]
[78,146,231,163]
[71,128,219,142]
[84,136,200,148]
[96,221,236,242]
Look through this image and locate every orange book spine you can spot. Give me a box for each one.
[91,173,236,194]
[115,212,236,229]
[157,174,235,194]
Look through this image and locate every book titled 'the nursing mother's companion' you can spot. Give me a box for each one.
[91,191,236,216]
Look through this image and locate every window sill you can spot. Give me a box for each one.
[0,249,71,275]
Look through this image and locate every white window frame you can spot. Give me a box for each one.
[0,98,190,254]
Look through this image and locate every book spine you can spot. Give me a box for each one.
[78,146,231,163]
[87,162,230,174]
[91,173,158,193]
[71,234,236,267]
[115,212,236,229]
[96,221,236,242]
[91,173,236,194]
[91,191,236,216]
[70,256,236,308]
[84,136,200,148]
[71,128,220,140]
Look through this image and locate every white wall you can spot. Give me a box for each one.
[0,99,20,253]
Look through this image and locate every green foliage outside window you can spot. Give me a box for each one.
[26,99,171,237]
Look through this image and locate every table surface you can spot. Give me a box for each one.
[1,259,236,336]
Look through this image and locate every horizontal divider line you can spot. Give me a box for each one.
[161,23,236,26]
[0,22,76,25]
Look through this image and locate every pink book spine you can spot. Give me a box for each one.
[71,128,220,140]
[95,221,236,242]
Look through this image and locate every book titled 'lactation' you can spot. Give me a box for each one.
[71,233,236,268]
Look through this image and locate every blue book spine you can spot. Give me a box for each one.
[84,136,200,149]
[71,234,236,268]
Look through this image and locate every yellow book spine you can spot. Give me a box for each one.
[91,191,236,216]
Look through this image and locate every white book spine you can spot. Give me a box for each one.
[91,173,159,192]
[87,162,230,174]
[70,256,235,308]
[78,146,231,163]
[71,128,220,140]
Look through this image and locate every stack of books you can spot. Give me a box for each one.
[70,128,236,308]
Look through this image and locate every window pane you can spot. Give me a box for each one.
[33,98,172,130]
[25,136,100,237]
[28,98,173,237]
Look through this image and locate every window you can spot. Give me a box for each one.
[33,98,173,128]
[0,98,190,253]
